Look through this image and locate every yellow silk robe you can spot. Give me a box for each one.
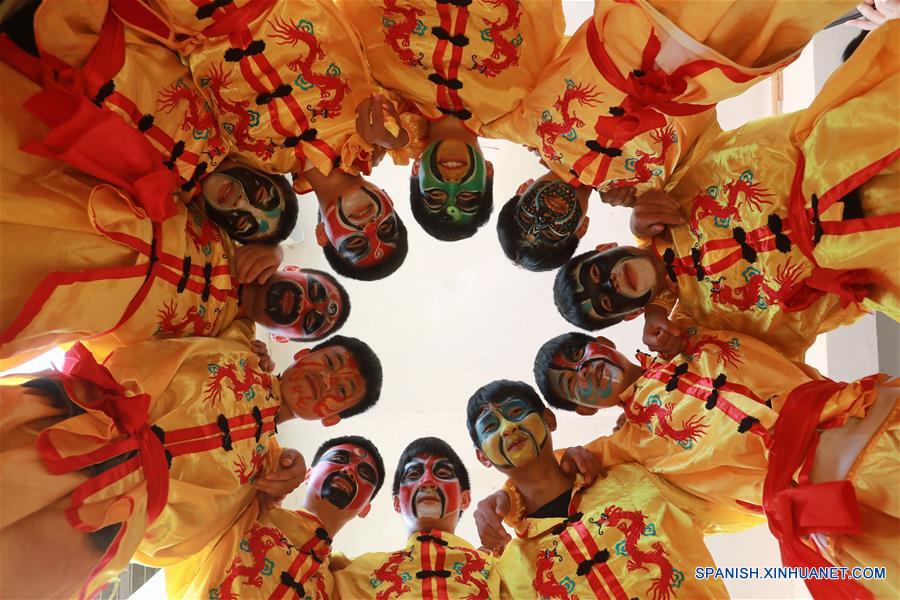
[648,20,900,361]
[166,503,334,600]
[0,62,240,369]
[0,320,283,599]
[484,0,856,193]
[32,0,228,189]
[336,0,565,136]
[332,529,504,599]
[499,466,729,600]
[109,0,386,188]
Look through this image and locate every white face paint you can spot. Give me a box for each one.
[610,256,658,298]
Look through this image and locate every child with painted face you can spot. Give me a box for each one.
[466,380,731,600]
[331,437,507,599]
[0,318,382,598]
[334,0,565,242]
[530,322,900,598]
[166,435,386,598]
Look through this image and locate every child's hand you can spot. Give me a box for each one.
[473,491,512,555]
[630,190,685,237]
[256,448,306,516]
[356,94,409,150]
[600,186,637,208]
[560,446,604,486]
[848,0,899,30]
[233,243,283,284]
[250,340,275,373]
[642,304,685,357]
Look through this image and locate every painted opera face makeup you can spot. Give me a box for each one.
[573,247,659,320]
[475,398,548,469]
[258,270,344,340]
[549,341,629,408]
[280,346,365,420]
[515,180,583,247]
[416,139,487,224]
[202,164,287,242]
[322,184,400,267]
[308,444,379,511]
[397,454,463,525]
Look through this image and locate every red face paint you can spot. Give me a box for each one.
[322,185,400,268]
[397,454,462,521]
[308,443,379,511]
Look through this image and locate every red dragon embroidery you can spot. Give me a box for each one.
[372,548,414,600]
[471,0,521,78]
[205,361,273,405]
[689,177,772,234]
[600,506,674,600]
[607,125,677,189]
[383,0,427,68]
[533,542,578,600]
[707,273,767,311]
[233,444,266,484]
[268,17,351,120]
[454,546,490,600]
[623,396,708,444]
[536,83,602,161]
[204,63,275,159]
[156,80,225,154]
[156,301,215,338]
[309,571,330,600]
[682,335,743,368]
[185,211,225,252]
[214,523,287,600]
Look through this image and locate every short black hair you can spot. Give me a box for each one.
[312,435,386,498]
[311,335,382,418]
[496,196,580,271]
[534,332,595,412]
[409,176,494,241]
[322,216,409,281]
[286,269,350,342]
[553,251,626,331]
[466,380,546,447]
[842,30,868,63]
[391,437,471,496]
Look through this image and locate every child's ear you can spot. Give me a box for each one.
[623,309,644,322]
[315,223,329,247]
[486,161,494,179]
[293,348,312,361]
[575,215,590,238]
[359,503,372,518]
[516,179,534,195]
[321,415,341,427]
[392,495,402,513]
[575,405,600,416]
[594,336,616,348]
[460,490,472,511]
[594,241,618,253]
[475,449,493,468]
[411,158,421,177]
[542,408,558,432]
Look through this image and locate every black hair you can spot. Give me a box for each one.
[553,251,626,331]
[311,335,382,418]
[533,332,595,412]
[285,269,350,342]
[409,176,494,241]
[496,196,580,271]
[842,30,869,63]
[322,215,409,281]
[465,380,546,447]
[312,435,386,498]
[391,437,471,496]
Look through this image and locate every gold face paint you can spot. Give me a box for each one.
[475,398,548,468]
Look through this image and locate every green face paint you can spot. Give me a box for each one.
[417,139,487,224]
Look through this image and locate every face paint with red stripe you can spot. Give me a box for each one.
[260,270,345,341]
[549,340,628,408]
[397,454,463,522]
[308,443,379,511]
[322,184,400,267]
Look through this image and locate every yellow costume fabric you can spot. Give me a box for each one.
[499,466,727,600]
[0,320,282,598]
[166,503,333,600]
[110,0,385,188]
[484,0,856,193]
[649,21,900,361]
[337,0,565,136]
[0,62,240,370]
[332,529,504,599]
[33,0,228,188]
[590,320,890,520]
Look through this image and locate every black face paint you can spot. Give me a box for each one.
[515,181,582,247]
[207,208,260,239]
[217,165,280,210]
[573,247,655,320]
[336,234,371,263]
[321,471,358,509]
[265,279,302,324]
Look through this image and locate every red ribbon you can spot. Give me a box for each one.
[55,343,169,524]
[763,380,874,599]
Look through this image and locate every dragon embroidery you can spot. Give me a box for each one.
[606,125,677,189]
[689,176,772,234]
[233,444,266,484]
[600,506,674,600]
[203,63,275,159]
[454,546,490,600]
[536,83,602,161]
[185,211,225,253]
[268,17,351,120]
[707,273,768,311]
[471,0,521,78]
[213,523,288,600]
[156,80,225,154]
[372,548,413,600]
[205,360,273,405]
[623,395,708,444]
[382,0,427,68]
[533,542,578,600]
[155,301,216,338]
[682,335,743,367]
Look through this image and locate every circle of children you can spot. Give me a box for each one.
[0,0,897,598]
